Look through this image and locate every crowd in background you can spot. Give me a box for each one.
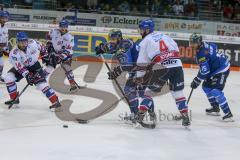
[222,0,240,20]
[58,0,198,17]
[0,0,239,21]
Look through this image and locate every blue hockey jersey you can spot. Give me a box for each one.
[196,42,230,80]
[114,39,140,75]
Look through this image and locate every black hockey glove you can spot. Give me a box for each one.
[26,72,35,86]
[191,77,201,89]
[107,66,122,80]
[95,43,108,55]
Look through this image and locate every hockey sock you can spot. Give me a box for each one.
[42,86,59,104]
[175,97,188,113]
[139,96,154,112]
[6,82,18,99]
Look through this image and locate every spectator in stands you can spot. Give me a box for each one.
[87,0,98,10]
[223,4,234,19]
[52,18,57,24]
[131,6,139,14]
[152,0,164,15]
[172,0,184,16]
[233,2,240,19]
[145,7,150,15]
[184,0,197,17]
[118,1,130,13]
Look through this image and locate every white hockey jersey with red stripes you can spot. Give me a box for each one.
[137,31,182,71]
[48,29,74,54]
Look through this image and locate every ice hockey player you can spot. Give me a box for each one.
[43,19,78,92]
[189,33,233,121]
[134,19,190,127]
[3,32,61,111]
[0,11,10,82]
[95,29,157,126]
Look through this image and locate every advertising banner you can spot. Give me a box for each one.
[7,29,240,67]
[5,8,240,36]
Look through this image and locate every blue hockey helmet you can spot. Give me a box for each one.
[16,32,28,42]
[139,19,155,33]
[59,19,69,28]
[3,11,10,19]
[0,11,4,17]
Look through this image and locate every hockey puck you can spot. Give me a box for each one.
[76,119,88,124]
[63,125,68,128]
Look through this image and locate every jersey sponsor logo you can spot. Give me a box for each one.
[152,52,179,63]
[176,82,184,87]
[161,59,178,66]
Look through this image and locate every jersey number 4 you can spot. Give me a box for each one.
[159,40,168,52]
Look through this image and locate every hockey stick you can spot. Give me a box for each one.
[99,54,156,129]
[99,54,131,106]
[187,88,194,105]
[8,84,30,109]
[60,63,87,90]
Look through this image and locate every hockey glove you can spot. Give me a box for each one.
[107,66,122,80]
[0,47,9,57]
[95,43,108,55]
[191,77,201,89]
[26,72,35,86]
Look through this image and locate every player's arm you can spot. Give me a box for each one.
[191,51,210,89]
[107,41,134,80]
[95,42,111,55]
[135,39,150,78]
[9,51,29,77]
[57,35,74,63]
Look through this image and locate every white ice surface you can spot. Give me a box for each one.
[0,61,240,160]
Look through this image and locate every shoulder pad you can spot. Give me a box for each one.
[119,39,133,50]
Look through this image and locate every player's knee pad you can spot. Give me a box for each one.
[4,72,17,83]
[210,89,226,103]
[171,90,188,113]
[36,82,48,91]
[171,90,185,99]
[44,65,55,77]
[139,96,154,112]
[202,87,212,95]
[124,85,137,97]
[61,63,72,72]
[203,87,218,106]
[210,89,223,98]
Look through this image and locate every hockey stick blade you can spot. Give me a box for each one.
[76,119,89,124]
[138,121,156,129]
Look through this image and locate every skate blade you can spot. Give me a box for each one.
[7,104,20,109]
[134,122,142,128]
[222,117,235,122]
[184,126,191,131]
[50,107,63,112]
[206,112,221,116]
